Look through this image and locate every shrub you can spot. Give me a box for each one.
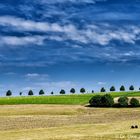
[89,95,102,107]
[89,94,114,107]
[130,98,140,107]
[118,96,128,107]
[101,94,114,107]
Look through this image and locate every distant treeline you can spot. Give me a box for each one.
[5,85,139,96]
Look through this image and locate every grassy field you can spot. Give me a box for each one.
[0,104,140,140]
[0,91,140,105]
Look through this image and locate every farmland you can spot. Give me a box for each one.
[0,104,140,140]
[0,92,140,140]
[0,91,140,105]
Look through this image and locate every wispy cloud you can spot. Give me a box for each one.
[34,81,77,92]
[35,0,106,4]
[0,36,45,46]
[0,16,75,33]
[0,16,140,46]
[98,82,106,85]
[19,81,77,94]
[25,73,49,81]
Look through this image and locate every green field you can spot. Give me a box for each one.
[0,91,140,105]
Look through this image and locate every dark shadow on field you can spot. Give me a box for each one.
[85,104,140,108]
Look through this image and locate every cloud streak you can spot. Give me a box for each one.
[0,16,140,47]
[0,35,45,46]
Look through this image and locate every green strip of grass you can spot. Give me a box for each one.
[0,91,140,105]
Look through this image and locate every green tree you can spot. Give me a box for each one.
[89,94,114,107]
[118,96,128,107]
[60,89,65,94]
[28,90,33,96]
[101,94,114,107]
[120,85,125,91]
[130,98,140,107]
[100,87,106,92]
[89,95,102,107]
[6,90,12,96]
[39,89,45,95]
[129,85,134,91]
[110,86,115,92]
[70,88,75,94]
[80,88,86,94]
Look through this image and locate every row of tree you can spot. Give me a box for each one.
[100,85,135,93]
[5,85,137,96]
[5,88,84,96]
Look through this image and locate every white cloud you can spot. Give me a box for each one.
[98,82,106,85]
[0,36,45,46]
[26,73,40,77]
[0,16,140,46]
[25,73,49,81]
[35,81,76,89]
[4,72,16,75]
[122,51,135,56]
[0,16,76,33]
[36,0,105,4]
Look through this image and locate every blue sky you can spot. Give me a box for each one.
[0,0,140,95]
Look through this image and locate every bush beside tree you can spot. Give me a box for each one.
[118,96,128,107]
[89,95,140,108]
[101,94,114,107]
[89,94,114,107]
[89,95,102,107]
[130,98,140,107]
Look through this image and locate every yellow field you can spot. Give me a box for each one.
[0,105,140,140]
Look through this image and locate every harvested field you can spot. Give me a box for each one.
[0,105,140,140]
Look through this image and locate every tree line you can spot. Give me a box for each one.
[5,85,139,96]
